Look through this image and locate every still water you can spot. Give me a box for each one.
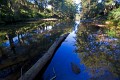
[0,20,120,79]
[0,21,73,55]
[42,21,90,80]
[0,20,74,78]
[42,21,120,80]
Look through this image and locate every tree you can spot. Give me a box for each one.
[48,0,77,19]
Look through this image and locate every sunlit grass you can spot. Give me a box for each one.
[107,30,116,37]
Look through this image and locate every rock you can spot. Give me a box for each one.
[71,62,80,74]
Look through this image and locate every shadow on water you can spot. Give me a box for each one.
[42,21,120,80]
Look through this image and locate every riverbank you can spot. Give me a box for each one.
[80,18,120,38]
[0,18,58,24]
[0,18,58,43]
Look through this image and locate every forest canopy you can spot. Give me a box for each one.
[0,0,78,23]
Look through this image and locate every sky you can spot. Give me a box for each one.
[74,0,81,4]
[98,0,102,3]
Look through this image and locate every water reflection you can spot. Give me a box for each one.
[42,21,92,80]
[0,20,73,78]
[43,21,120,80]
[76,23,120,80]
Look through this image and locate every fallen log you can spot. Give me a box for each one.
[19,33,69,80]
[42,18,58,21]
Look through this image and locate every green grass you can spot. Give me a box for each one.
[107,30,116,37]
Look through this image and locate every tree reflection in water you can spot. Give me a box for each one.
[76,23,120,79]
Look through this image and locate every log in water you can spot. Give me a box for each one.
[19,33,69,80]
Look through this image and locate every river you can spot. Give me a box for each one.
[42,21,120,80]
[0,20,120,80]
[0,20,74,79]
[42,21,91,80]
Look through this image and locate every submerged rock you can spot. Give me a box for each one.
[71,62,81,74]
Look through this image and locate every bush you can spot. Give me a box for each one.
[108,7,120,22]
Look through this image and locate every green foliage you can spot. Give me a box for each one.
[105,0,114,5]
[48,0,77,19]
[0,0,78,22]
[81,0,105,19]
[108,7,120,21]
[0,0,51,22]
[107,6,120,37]
[107,30,116,37]
[80,0,119,20]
